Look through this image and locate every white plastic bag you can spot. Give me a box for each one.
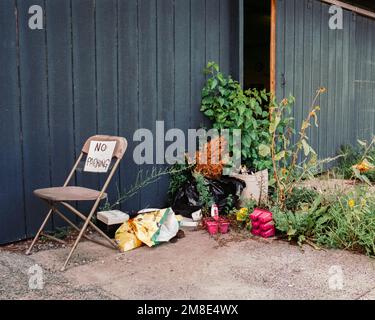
[154,208,179,243]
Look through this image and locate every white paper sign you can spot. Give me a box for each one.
[84,141,117,173]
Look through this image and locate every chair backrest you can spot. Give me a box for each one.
[82,135,128,160]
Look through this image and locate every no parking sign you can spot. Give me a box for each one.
[84,141,117,173]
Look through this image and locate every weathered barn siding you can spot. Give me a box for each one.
[276,0,375,159]
[0,0,239,244]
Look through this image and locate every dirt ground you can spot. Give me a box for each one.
[0,229,374,300]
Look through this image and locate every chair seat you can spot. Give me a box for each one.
[34,186,107,202]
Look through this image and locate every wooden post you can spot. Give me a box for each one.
[238,0,244,86]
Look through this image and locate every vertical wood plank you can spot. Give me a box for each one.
[96,0,119,204]
[71,0,99,213]
[341,10,350,145]
[138,0,159,208]
[175,0,191,134]
[348,13,357,145]
[327,6,337,158]
[293,0,304,150]
[0,0,26,243]
[319,1,330,159]
[355,16,365,140]
[206,0,220,64]
[205,0,220,129]
[18,0,51,236]
[311,0,322,156]
[276,0,286,100]
[191,0,206,130]
[270,0,277,94]
[156,0,175,207]
[45,0,75,227]
[118,0,140,211]
[284,0,295,99]
[220,0,231,75]
[303,0,313,149]
[334,10,344,156]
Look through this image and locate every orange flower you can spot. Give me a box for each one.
[319,87,327,94]
[352,159,374,173]
[195,136,227,179]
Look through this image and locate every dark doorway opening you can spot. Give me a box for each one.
[243,0,271,91]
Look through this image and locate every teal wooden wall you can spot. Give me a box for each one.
[276,0,375,159]
[0,0,239,244]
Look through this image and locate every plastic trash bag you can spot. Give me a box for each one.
[154,209,180,243]
[115,208,180,252]
[171,180,202,217]
[172,176,245,217]
[115,222,143,252]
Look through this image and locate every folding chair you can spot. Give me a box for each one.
[26,135,128,271]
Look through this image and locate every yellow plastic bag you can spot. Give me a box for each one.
[115,221,143,252]
[115,208,179,252]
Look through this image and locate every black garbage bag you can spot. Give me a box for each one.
[172,176,245,217]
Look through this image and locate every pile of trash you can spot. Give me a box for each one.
[99,137,248,249]
[171,176,245,218]
[114,208,184,252]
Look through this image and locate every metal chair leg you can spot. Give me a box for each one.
[60,202,118,249]
[54,208,115,249]
[25,208,53,255]
[60,208,98,272]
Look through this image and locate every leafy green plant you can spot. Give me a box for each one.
[223,194,235,214]
[272,196,329,247]
[200,61,272,171]
[284,187,321,212]
[193,172,214,215]
[273,186,375,256]
[168,160,193,200]
[335,144,361,178]
[335,137,375,184]
[260,88,336,208]
[315,187,375,256]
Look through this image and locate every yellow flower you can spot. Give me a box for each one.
[348,199,355,209]
[236,208,248,222]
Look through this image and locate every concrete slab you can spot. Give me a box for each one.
[1,229,374,300]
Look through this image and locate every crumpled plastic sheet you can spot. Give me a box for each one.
[115,208,180,252]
